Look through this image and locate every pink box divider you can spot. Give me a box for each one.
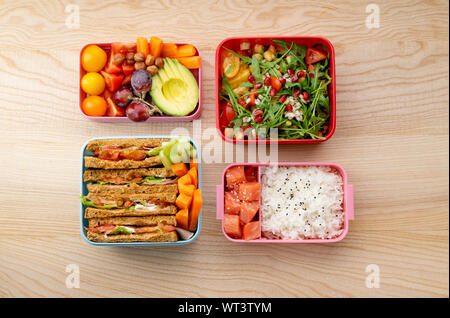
[79,42,202,122]
[216,162,355,243]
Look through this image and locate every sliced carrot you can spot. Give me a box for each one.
[190,159,198,171]
[178,174,192,187]
[171,162,188,177]
[179,184,195,197]
[176,193,193,210]
[177,44,196,57]
[176,56,201,69]
[149,36,163,58]
[176,209,189,230]
[161,43,178,57]
[187,167,198,188]
[136,37,149,57]
[189,189,202,231]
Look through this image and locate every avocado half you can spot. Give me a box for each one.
[150,58,199,116]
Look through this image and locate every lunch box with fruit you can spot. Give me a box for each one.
[216,162,354,243]
[79,42,202,122]
[215,36,336,144]
[80,135,202,246]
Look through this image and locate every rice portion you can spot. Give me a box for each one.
[261,166,344,240]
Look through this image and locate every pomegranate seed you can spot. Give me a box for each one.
[269,88,276,96]
[253,109,263,118]
[291,75,299,83]
[279,77,286,85]
[255,116,263,123]
[238,98,246,107]
[285,104,293,112]
[293,90,302,98]
[303,91,310,102]
[287,68,294,76]
[297,71,306,77]
[278,95,287,103]
[248,75,255,84]
[254,82,263,89]
[264,77,271,86]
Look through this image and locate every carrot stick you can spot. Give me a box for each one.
[176,193,193,210]
[161,43,178,57]
[149,36,163,58]
[187,167,198,188]
[171,162,188,177]
[177,44,196,57]
[176,56,201,69]
[176,209,189,230]
[189,189,202,231]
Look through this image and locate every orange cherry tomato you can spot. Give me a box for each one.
[82,95,107,116]
[221,51,240,78]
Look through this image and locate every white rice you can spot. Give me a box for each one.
[261,166,344,240]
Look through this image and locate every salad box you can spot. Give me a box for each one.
[80,136,202,246]
[79,42,202,122]
[215,36,336,144]
[216,162,354,243]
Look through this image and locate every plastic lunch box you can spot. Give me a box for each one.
[79,43,202,122]
[215,36,336,144]
[216,162,354,243]
[80,136,202,246]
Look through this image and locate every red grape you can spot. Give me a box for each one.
[112,86,133,108]
[131,69,152,97]
[126,101,150,122]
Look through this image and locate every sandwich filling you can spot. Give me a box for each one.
[86,223,176,236]
[80,197,170,210]
[92,145,161,161]
[96,175,176,185]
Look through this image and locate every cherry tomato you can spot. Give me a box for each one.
[81,72,105,96]
[82,95,107,116]
[81,45,107,72]
[305,47,327,65]
[224,103,236,122]
[221,51,240,78]
[270,75,282,91]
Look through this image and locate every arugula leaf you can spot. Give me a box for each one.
[251,55,262,82]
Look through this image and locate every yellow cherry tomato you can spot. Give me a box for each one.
[81,72,105,96]
[221,51,240,79]
[81,45,107,72]
[82,95,107,116]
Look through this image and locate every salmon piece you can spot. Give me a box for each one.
[224,192,241,215]
[226,166,246,189]
[243,221,260,240]
[223,214,242,238]
[240,201,259,224]
[238,182,261,201]
[244,166,258,182]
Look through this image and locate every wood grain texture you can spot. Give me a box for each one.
[0,0,448,298]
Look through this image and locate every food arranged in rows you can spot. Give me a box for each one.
[220,164,347,242]
[218,39,332,141]
[80,37,201,121]
[80,137,202,243]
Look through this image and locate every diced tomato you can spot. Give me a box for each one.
[103,89,113,100]
[101,71,124,92]
[103,52,122,74]
[243,221,260,240]
[305,47,327,65]
[224,192,241,215]
[119,149,147,160]
[111,42,136,55]
[270,75,282,91]
[223,214,242,238]
[121,74,131,86]
[224,102,235,122]
[244,166,257,182]
[240,201,259,224]
[106,97,125,117]
[226,166,246,189]
[238,182,261,201]
[87,224,116,233]
[122,63,135,76]
[158,224,176,232]
[123,200,133,208]
[308,64,315,72]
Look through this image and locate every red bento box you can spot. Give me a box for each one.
[79,42,202,122]
[215,36,336,144]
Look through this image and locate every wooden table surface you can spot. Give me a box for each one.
[0,0,448,298]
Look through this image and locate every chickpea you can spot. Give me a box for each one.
[155,57,164,68]
[126,52,135,60]
[147,65,159,75]
[134,61,146,70]
[134,52,145,62]
[254,44,264,54]
[233,86,248,96]
[268,45,276,54]
[145,54,155,66]
[252,53,262,60]
[263,50,275,62]
[113,53,125,65]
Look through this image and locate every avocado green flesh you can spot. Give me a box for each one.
[150,58,199,116]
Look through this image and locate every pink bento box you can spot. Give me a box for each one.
[216,162,354,243]
[79,42,202,122]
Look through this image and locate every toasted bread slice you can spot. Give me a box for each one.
[84,206,177,218]
[83,168,175,182]
[86,192,176,204]
[86,138,169,152]
[88,215,176,227]
[87,183,178,195]
[87,230,177,243]
[84,156,163,169]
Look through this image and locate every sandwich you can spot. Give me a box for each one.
[86,224,177,243]
[84,138,170,169]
